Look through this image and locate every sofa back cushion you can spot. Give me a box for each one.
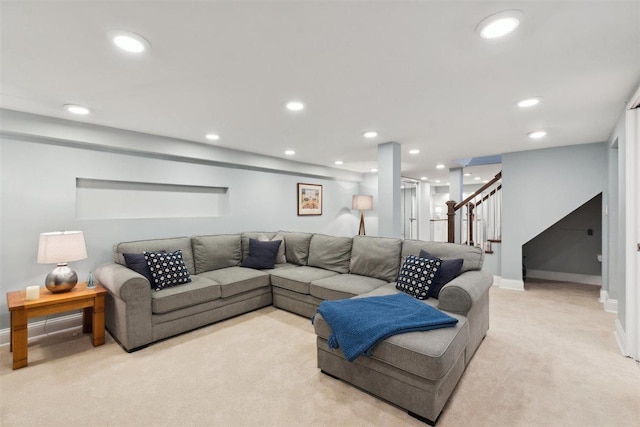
[308,234,353,274]
[114,237,195,273]
[280,231,313,265]
[401,240,483,273]
[191,234,242,274]
[349,236,402,282]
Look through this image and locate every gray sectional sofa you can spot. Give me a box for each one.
[94,231,492,425]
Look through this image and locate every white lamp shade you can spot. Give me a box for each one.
[352,195,373,210]
[37,231,88,264]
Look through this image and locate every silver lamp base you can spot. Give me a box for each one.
[45,264,78,293]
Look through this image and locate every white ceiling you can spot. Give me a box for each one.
[1,1,638,185]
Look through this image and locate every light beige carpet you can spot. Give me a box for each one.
[1,280,639,426]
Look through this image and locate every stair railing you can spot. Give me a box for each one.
[446,171,502,247]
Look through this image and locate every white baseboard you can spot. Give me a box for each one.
[615,318,627,356]
[526,269,602,286]
[0,313,83,347]
[499,278,525,291]
[599,290,619,313]
[492,276,501,287]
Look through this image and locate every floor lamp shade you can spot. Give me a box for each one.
[37,231,88,293]
[352,195,373,235]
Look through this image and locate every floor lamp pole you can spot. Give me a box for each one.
[358,210,366,235]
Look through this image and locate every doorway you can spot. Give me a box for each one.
[401,179,419,240]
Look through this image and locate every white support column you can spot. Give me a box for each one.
[378,142,401,238]
[418,182,432,241]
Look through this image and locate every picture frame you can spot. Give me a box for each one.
[297,183,322,216]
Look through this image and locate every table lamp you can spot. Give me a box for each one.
[352,195,373,236]
[37,231,88,293]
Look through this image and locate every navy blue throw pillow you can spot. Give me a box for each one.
[395,255,441,300]
[241,238,282,269]
[419,250,464,298]
[144,250,192,291]
[123,251,165,284]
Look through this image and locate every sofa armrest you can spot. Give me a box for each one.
[437,269,493,315]
[94,263,152,301]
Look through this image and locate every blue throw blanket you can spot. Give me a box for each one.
[315,293,458,362]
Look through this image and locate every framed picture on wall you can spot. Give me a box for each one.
[297,183,323,216]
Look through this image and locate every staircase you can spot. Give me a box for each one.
[446,171,502,253]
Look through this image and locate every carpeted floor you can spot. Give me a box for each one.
[1,280,639,426]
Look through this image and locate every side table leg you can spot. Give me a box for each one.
[92,295,105,346]
[12,310,28,369]
[83,307,92,334]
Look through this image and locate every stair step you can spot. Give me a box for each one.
[487,239,502,243]
[485,250,494,254]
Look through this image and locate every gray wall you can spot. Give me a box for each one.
[501,142,607,282]
[0,114,363,330]
[522,194,602,276]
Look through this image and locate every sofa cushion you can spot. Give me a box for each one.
[420,250,464,298]
[310,274,387,301]
[114,236,195,273]
[401,240,483,273]
[123,251,164,284]
[151,275,220,314]
[307,234,353,274]
[144,250,192,291]
[241,232,276,260]
[241,239,281,269]
[258,233,286,264]
[198,266,270,298]
[270,266,339,295]
[279,231,313,265]
[349,236,402,282]
[395,255,441,300]
[192,234,241,274]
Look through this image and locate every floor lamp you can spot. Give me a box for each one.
[352,195,373,236]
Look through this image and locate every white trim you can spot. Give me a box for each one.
[599,290,619,313]
[0,313,83,347]
[499,278,524,291]
[526,269,602,286]
[492,275,502,287]
[615,318,627,356]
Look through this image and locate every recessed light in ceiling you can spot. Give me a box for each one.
[435,180,441,183]
[517,97,541,108]
[474,177,481,181]
[464,172,472,176]
[284,150,295,156]
[420,176,428,181]
[109,31,150,53]
[205,133,220,141]
[334,160,344,165]
[363,131,378,139]
[370,168,378,173]
[528,130,547,139]
[436,164,445,169]
[477,10,523,39]
[286,101,305,112]
[64,104,91,115]
[483,180,489,183]
[409,149,420,155]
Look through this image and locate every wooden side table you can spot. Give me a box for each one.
[6,282,107,369]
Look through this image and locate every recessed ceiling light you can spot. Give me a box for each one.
[435,180,441,183]
[205,133,220,141]
[474,177,481,181]
[409,149,420,155]
[477,10,523,39]
[334,160,344,165]
[64,104,91,115]
[284,150,295,156]
[363,131,378,139]
[528,130,547,139]
[464,172,472,176]
[483,180,489,183]
[370,168,378,173]
[436,164,445,169]
[517,97,541,108]
[109,31,150,53]
[420,176,428,181]
[286,101,305,112]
